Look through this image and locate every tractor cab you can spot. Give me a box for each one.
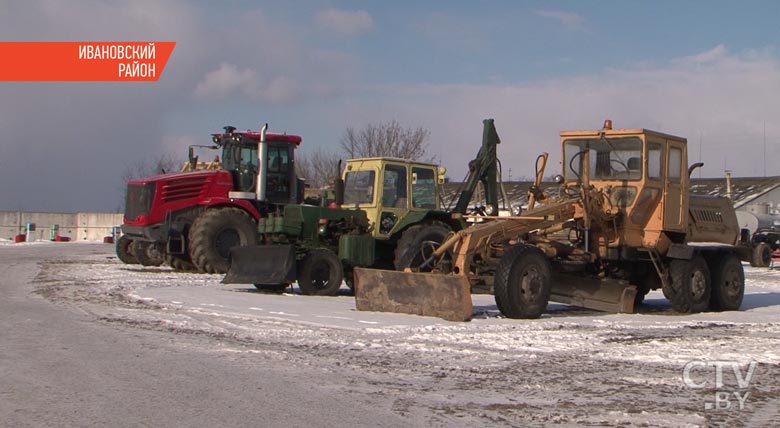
[211,126,302,204]
[560,120,690,251]
[342,158,446,238]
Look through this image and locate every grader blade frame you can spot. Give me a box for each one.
[353,197,638,321]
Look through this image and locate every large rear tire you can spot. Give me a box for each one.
[393,221,452,271]
[116,235,138,264]
[666,256,711,314]
[709,254,745,311]
[189,207,257,274]
[132,241,164,267]
[494,245,552,319]
[751,242,772,267]
[297,249,344,296]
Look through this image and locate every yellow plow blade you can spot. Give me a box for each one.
[353,268,473,322]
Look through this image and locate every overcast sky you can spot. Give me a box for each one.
[2,0,780,212]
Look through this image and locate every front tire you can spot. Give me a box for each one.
[189,207,257,274]
[494,245,552,319]
[116,235,138,264]
[709,254,745,311]
[297,249,344,296]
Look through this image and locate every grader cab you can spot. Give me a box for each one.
[355,120,745,321]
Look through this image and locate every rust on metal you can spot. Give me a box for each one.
[353,268,473,322]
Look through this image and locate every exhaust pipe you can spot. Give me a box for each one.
[257,123,268,202]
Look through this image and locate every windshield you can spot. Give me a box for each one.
[221,142,257,172]
[564,137,643,181]
[344,170,376,205]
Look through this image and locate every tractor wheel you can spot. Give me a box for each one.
[132,241,164,267]
[393,221,452,271]
[189,207,257,274]
[254,284,289,294]
[297,249,344,296]
[494,244,552,319]
[667,256,711,314]
[751,243,772,267]
[709,254,745,311]
[116,235,138,265]
[165,253,198,272]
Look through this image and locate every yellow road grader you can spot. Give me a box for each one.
[355,120,746,321]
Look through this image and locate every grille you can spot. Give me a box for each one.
[161,177,207,203]
[691,208,725,224]
[125,183,155,220]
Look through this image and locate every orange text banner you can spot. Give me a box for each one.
[0,42,176,81]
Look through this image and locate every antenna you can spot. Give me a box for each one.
[764,121,767,177]
[698,131,702,179]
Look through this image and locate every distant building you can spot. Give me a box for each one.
[442,176,780,214]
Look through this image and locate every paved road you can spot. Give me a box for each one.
[0,244,415,428]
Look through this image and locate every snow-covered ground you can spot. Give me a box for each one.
[23,242,780,427]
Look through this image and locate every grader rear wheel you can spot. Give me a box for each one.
[709,254,745,311]
[666,256,711,314]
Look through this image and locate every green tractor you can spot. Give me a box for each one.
[224,119,506,295]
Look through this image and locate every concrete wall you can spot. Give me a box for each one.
[0,211,123,241]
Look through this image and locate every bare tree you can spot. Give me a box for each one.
[340,120,431,161]
[117,152,183,211]
[120,152,182,183]
[296,147,342,189]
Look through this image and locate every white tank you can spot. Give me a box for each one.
[746,203,770,215]
[736,211,780,234]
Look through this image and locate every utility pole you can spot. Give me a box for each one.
[699,131,702,179]
[764,121,767,177]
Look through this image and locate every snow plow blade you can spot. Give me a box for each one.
[353,268,473,322]
[223,244,296,285]
[549,273,637,314]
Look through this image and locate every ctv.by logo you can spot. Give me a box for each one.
[682,360,759,411]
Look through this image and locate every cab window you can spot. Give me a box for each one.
[411,167,436,209]
[382,164,407,208]
[669,147,682,182]
[344,170,375,205]
[648,143,662,180]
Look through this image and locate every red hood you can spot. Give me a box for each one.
[127,169,222,185]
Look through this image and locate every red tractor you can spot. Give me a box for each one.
[118,124,303,273]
